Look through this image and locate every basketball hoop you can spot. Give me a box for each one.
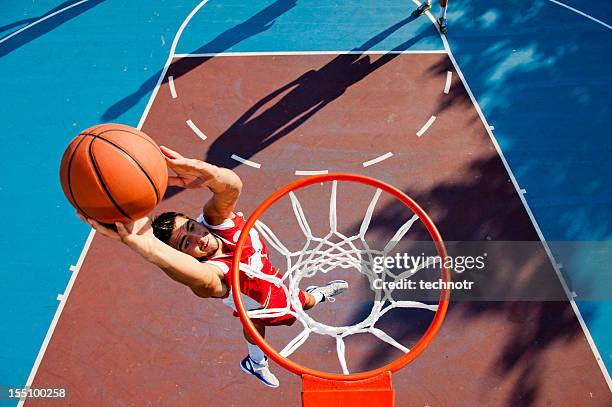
[232,173,450,406]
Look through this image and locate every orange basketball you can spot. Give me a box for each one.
[59,123,168,224]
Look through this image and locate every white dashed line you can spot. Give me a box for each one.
[444,71,452,94]
[416,115,437,137]
[362,152,393,167]
[168,76,177,99]
[186,119,207,141]
[295,170,329,176]
[231,154,261,168]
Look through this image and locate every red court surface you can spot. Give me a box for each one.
[28,53,610,405]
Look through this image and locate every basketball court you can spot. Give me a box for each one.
[1,1,610,406]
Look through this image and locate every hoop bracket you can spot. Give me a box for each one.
[302,371,395,407]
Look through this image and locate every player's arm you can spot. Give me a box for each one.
[84,217,227,298]
[160,146,242,225]
[148,241,227,298]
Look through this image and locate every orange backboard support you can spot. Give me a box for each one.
[302,371,395,407]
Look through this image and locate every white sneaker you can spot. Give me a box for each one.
[240,355,279,388]
[305,280,349,303]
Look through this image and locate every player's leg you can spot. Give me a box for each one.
[412,0,432,17]
[243,321,267,365]
[240,321,280,388]
[303,280,349,309]
[437,0,448,34]
[303,291,317,310]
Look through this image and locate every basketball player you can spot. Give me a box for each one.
[412,0,448,34]
[81,146,348,388]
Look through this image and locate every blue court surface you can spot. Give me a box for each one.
[0,0,610,405]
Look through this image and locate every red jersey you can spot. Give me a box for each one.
[197,212,305,326]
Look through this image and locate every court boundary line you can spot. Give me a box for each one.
[546,0,612,30]
[17,1,213,404]
[21,0,610,400]
[413,0,612,389]
[0,0,92,45]
[16,229,95,407]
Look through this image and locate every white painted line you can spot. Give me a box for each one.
[20,2,215,403]
[186,119,207,141]
[546,0,612,30]
[173,50,447,58]
[56,294,65,301]
[416,115,436,137]
[69,265,77,273]
[362,152,393,167]
[295,170,329,176]
[231,154,261,168]
[18,228,95,407]
[419,0,612,388]
[520,188,527,194]
[168,75,177,99]
[137,0,212,130]
[443,71,452,94]
[490,125,495,131]
[558,263,564,269]
[0,0,91,45]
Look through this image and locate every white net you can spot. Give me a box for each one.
[242,181,440,375]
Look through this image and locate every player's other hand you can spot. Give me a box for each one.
[160,145,217,189]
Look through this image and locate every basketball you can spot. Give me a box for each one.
[59,123,168,224]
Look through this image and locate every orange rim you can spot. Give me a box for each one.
[232,173,450,380]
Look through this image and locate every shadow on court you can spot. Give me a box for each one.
[159,15,427,201]
[342,152,596,406]
[434,0,611,241]
[101,0,298,121]
[0,0,105,59]
[204,16,428,169]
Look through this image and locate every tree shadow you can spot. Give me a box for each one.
[444,0,611,243]
[101,0,298,121]
[0,0,106,58]
[204,16,430,168]
[340,153,595,405]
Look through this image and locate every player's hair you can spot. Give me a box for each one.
[151,211,187,244]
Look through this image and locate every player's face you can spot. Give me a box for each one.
[170,217,219,259]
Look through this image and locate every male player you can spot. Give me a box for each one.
[82,146,348,388]
[412,0,448,34]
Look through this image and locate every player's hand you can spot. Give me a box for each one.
[78,212,157,258]
[160,145,217,189]
[113,218,157,256]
